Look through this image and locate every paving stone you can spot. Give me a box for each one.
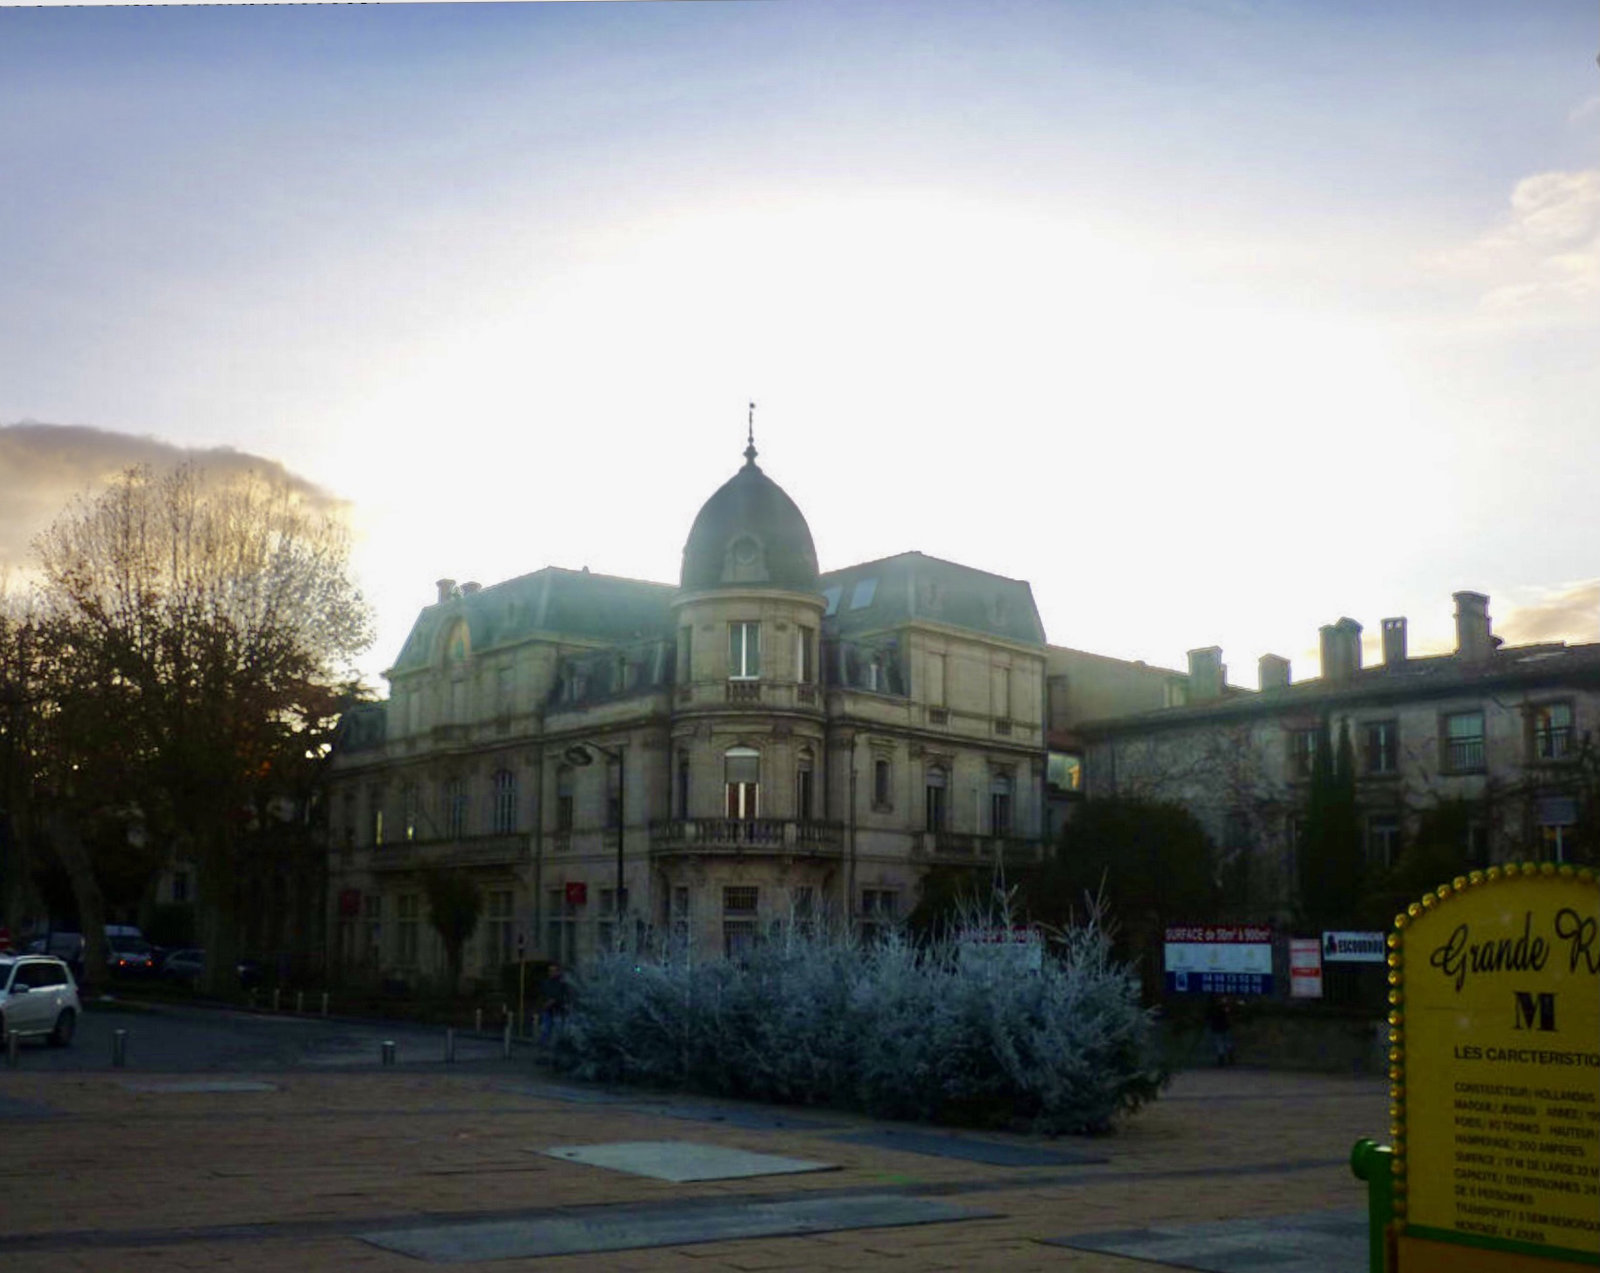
[540,1141,838,1182]
[833,1129,1106,1168]
[1043,1207,1367,1273]
[361,1194,996,1262]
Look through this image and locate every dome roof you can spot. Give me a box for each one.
[680,441,819,594]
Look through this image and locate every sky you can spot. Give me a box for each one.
[2,0,1597,689]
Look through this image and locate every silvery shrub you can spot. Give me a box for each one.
[548,900,1165,1134]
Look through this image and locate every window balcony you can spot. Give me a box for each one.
[650,818,844,858]
[368,834,528,873]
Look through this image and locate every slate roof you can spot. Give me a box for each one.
[819,551,1046,647]
[679,448,820,594]
[1076,641,1600,735]
[389,568,676,676]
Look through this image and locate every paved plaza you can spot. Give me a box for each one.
[0,1007,1389,1272]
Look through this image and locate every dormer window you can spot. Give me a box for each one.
[723,534,769,584]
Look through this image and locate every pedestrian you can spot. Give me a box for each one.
[538,963,569,1045]
[1206,995,1235,1066]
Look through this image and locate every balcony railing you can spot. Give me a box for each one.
[369,834,528,872]
[726,679,762,703]
[1446,738,1485,772]
[650,818,844,857]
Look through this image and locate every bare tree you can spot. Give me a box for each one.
[34,465,372,993]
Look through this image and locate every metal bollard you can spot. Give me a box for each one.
[112,1028,128,1068]
[321,991,329,1017]
[474,1008,483,1034]
[295,991,304,1014]
[445,1028,456,1063]
[6,1030,19,1067]
[381,1039,396,1066]
[502,1021,512,1059]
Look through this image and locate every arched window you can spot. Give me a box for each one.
[444,619,470,665]
[925,766,948,832]
[725,747,760,819]
[990,772,1013,837]
[492,769,518,835]
[795,748,815,821]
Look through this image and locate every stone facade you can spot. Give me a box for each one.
[323,444,1048,985]
[1076,593,1600,923]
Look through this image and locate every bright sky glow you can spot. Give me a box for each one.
[2,1,1596,687]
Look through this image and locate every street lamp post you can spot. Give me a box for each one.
[563,742,626,937]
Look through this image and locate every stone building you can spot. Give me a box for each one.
[323,439,1049,984]
[1075,591,1600,923]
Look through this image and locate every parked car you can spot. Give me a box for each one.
[158,949,261,990]
[107,933,157,977]
[0,955,81,1047]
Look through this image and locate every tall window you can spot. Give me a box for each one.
[545,888,575,965]
[990,773,1013,837]
[368,787,385,846]
[791,885,816,938]
[1444,711,1485,772]
[678,625,693,682]
[676,752,691,819]
[1363,721,1398,775]
[729,621,761,679]
[725,747,760,818]
[340,792,356,848]
[873,757,892,809]
[860,889,897,943]
[401,783,420,842]
[492,769,518,834]
[1288,728,1318,779]
[486,889,513,969]
[723,886,758,957]
[397,894,420,967]
[796,625,815,683]
[1538,795,1577,862]
[444,777,468,838]
[671,885,692,949]
[555,767,574,833]
[795,749,815,821]
[1366,814,1401,868]
[925,765,948,832]
[1532,702,1573,761]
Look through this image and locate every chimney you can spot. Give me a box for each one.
[460,581,483,596]
[1454,591,1492,663]
[1319,617,1363,682]
[1381,617,1407,667]
[435,578,458,604]
[1187,646,1225,702]
[1258,653,1291,691]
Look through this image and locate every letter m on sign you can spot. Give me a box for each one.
[1512,991,1556,1032]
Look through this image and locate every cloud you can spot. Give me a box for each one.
[1495,580,1600,647]
[1434,168,1600,325]
[0,421,343,571]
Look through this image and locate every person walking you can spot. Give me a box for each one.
[538,963,570,1045]
[1206,995,1235,1066]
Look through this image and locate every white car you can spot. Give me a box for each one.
[0,955,81,1047]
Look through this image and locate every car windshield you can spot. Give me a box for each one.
[111,938,150,955]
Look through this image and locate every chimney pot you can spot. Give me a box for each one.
[460,581,482,596]
[1186,646,1225,702]
[1454,591,1492,663]
[1381,617,1407,666]
[436,578,458,604]
[1319,617,1363,682]
[1258,653,1291,691]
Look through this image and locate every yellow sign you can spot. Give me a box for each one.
[1391,863,1600,1264]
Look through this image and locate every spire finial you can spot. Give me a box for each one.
[743,401,758,466]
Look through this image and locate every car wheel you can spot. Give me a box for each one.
[49,1008,76,1048]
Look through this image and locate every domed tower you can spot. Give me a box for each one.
[664,427,833,946]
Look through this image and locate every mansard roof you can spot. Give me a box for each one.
[679,446,820,594]
[388,567,675,676]
[819,551,1046,647]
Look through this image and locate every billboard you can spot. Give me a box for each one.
[1163,923,1274,995]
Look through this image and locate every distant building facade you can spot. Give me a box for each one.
[1076,592,1600,923]
[322,441,1052,983]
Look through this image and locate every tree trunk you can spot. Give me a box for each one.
[197,828,240,998]
[47,814,108,994]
